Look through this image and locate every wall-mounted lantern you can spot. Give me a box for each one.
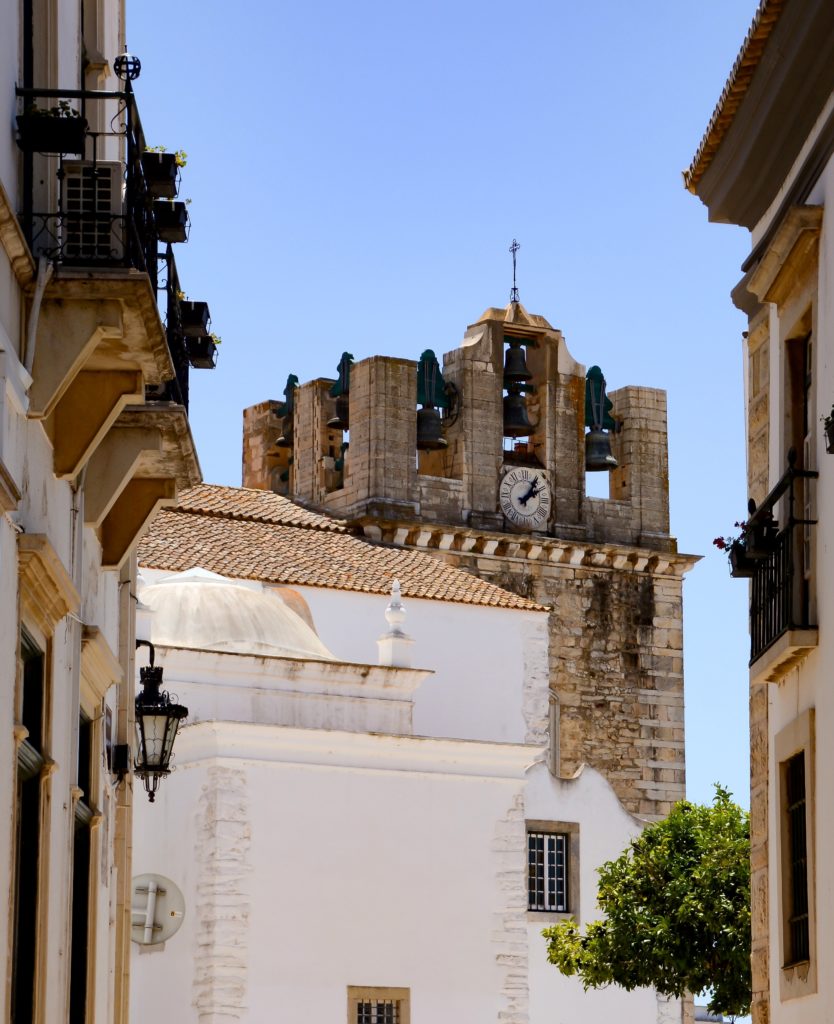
[823,406,834,454]
[133,641,188,803]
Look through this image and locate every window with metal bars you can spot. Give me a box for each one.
[356,999,400,1023]
[348,988,409,1024]
[527,831,568,912]
[785,753,809,964]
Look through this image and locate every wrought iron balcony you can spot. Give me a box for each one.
[14,83,191,409]
[747,451,818,666]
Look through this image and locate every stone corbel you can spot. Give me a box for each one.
[100,477,177,570]
[28,299,123,419]
[18,534,80,635]
[84,426,163,528]
[81,625,123,705]
[49,370,145,479]
[747,206,823,308]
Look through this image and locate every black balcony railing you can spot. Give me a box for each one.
[748,451,818,665]
[14,83,190,409]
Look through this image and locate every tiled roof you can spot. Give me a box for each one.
[176,483,346,531]
[684,0,786,193]
[139,485,543,611]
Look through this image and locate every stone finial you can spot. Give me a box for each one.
[377,579,414,668]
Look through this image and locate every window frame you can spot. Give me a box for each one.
[775,709,817,1000]
[347,986,410,1024]
[526,820,579,921]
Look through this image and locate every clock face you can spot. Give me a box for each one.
[499,467,551,530]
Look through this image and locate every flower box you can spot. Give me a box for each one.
[186,336,217,370]
[728,541,755,579]
[17,112,87,155]
[153,200,189,243]
[141,151,179,199]
[180,300,210,338]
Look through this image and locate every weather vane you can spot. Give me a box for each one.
[509,238,520,304]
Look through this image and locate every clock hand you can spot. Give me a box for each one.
[519,481,540,506]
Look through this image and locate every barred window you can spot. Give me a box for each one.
[348,987,409,1024]
[528,831,568,912]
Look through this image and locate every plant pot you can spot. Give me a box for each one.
[153,200,189,243]
[180,300,210,338]
[728,541,755,579]
[17,113,87,155]
[141,151,179,199]
[746,520,779,560]
[186,336,217,369]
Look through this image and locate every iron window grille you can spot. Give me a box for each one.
[785,753,810,964]
[356,1000,401,1024]
[528,831,568,912]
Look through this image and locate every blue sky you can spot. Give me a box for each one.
[129,1,757,809]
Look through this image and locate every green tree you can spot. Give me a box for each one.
[543,786,750,1018]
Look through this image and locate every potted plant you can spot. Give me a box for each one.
[153,199,189,243]
[713,525,755,579]
[141,148,186,199]
[16,100,87,155]
[180,300,210,337]
[187,333,219,369]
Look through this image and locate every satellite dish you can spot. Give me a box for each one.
[131,873,185,946]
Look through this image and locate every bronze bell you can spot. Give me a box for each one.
[416,407,447,450]
[503,391,533,437]
[503,340,532,387]
[326,393,350,431]
[585,427,618,471]
[273,415,293,449]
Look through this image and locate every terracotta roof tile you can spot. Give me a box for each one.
[684,0,787,193]
[176,483,346,531]
[139,487,543,612]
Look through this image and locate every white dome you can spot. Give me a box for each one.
[140,568,335,661]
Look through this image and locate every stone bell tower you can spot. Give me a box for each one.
[243,301,697,819]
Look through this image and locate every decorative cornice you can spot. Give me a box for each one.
[746,205,823,306]
[0,177,35,287]
[81,625,123,702]
[0,458,21,512]
[17,534,80,635]
[356,518,700,580]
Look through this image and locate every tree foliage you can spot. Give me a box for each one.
[543,786,750,1018]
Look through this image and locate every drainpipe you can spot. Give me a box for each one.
[24,255,53,376]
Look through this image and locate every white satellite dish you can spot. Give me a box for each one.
[131,873,185,946]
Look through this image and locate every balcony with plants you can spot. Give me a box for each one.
[715,449,819,682]
[12,60,212,569]
[15,74,219,415]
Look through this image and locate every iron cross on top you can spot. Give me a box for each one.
[509,239,520,304]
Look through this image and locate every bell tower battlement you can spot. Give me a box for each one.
[242,302,696,820]
[244,301,672,552]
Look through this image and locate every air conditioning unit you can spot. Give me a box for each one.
[62,161,125,262]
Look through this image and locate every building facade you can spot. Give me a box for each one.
[0,2,207,1020]
[686,1,834,1021]
[130,486,689,1023]
[243,300,697,822]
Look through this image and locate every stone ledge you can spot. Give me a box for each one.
[750,628,818,684]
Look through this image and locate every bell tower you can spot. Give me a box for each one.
[242,301,696,819]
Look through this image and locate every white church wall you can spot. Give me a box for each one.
[293,584,546,745]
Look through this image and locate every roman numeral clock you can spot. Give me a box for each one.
[499,466,551,531]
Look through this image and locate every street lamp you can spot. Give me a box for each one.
[133,641,188,802]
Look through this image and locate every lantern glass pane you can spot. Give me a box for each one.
[136,712,172,768]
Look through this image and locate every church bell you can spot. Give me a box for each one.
[326,393,350,431]
[502,339,533,386]
[585,427,618,471]
[584,365,618,471]
[416,407,447,450]
[503,390,533,437]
